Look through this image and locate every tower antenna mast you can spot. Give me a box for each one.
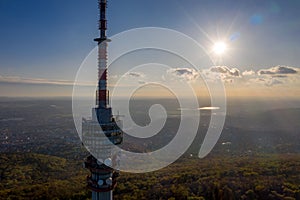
[83,1,123,200]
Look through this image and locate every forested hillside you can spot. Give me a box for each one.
[1,153,300,200]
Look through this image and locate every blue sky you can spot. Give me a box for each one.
[0,0,300,97]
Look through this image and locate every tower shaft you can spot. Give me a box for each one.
[95,0,109,108]
[96,41,108,109]
[83,1,123,200]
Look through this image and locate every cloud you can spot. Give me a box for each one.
[168,68,199,81]
[258,65,298,75]
[126,72,144,78]
[270,79,284,86]
[242,70,256,76]
[202,66,241,83]
[0,75,76,86]
[201,65,299,87]
[249,77,283,87]
[209,66,241,77]
[250,66,299,86]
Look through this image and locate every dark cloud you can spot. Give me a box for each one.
[258,66,298,75]
[169,68,199,81]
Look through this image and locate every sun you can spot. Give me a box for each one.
[213,41,227,55]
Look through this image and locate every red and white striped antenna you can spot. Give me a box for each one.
[94,0,110,108]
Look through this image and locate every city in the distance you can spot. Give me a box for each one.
[0,0,299,199]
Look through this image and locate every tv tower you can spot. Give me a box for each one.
[82,0,123,200]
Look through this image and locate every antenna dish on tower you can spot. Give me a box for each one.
[106,178,112,186]
[98,179,104,186]
[104,158,112,167]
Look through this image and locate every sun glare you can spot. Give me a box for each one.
[213,41,227,55]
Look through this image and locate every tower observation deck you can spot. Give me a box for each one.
[82,0,123,199]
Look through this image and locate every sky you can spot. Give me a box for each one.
[0,0,300,98]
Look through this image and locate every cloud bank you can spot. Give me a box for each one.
[202,65,299,87]
[0,66,299,96]
[0,75,76,86]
